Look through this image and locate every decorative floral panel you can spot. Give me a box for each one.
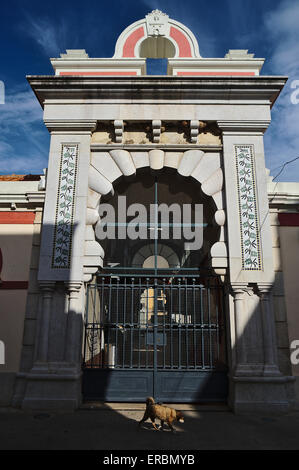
[52,144,78,268]
[235,145,262,270]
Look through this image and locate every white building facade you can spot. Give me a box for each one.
[1,11,299,412]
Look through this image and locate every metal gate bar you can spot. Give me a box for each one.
[83,275,226,371]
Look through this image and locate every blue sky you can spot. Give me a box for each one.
[0,0,299,181]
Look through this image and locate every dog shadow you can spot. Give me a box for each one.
[138,420,184,434]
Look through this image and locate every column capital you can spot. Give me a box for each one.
[217,120,270,135]
[44,119,97,135]
[65,281,82,293]
[256,282,273,296]
[230,283,248,295]
[39,281,55,292]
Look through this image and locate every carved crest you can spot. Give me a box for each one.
[146,10,169,37]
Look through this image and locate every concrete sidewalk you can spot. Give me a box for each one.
[0,405,298,450]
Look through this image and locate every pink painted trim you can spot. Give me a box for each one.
[0,212,35,224]
[59,71,138,76]
[170,26,192,58]
[122,26,145,57]
[176,71,256,76]
[0,281,28,290]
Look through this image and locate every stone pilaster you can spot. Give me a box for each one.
[64,282,83,365]
[217,120,292,412]
[19,120,96,410]
[229,282,290,413]
[257,283,281,376]
[231,285,247,372]
[37,282,55,362]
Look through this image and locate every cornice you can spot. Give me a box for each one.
[43,119,97,134]
[268,191,299,206]
[217,119,271,134]
[27,75,287,109]
[0,191,45,206]
[26,192,46,204]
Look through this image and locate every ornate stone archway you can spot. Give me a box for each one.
[12,8,293,412]
[83,148,227,281]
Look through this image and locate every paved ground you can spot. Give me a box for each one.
[0,404,299,450]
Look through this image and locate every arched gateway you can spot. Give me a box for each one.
[13,11,293,412]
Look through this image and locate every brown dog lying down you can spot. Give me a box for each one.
[139,397,184,432]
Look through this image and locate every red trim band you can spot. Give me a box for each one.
[0,212,35,224]
[170,26,192,58]
[278,213,299,227]
[177,71,256,76]
[59,71,138,76]
[0,281,28,290]
[122,26,145,57]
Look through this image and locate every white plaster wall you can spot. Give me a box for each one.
[279,226,299,378]
[0,291,27,372]
[0,223,35,374]
[0,224,34,279]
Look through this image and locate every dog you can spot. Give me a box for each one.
[138,396,184,432]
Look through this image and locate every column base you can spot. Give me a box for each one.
[229,374,294,414]
[20,362,82,411]
[234,364,282,377]
[293,376,299,410]
[234,364,264,377]
[11,373,27,408]
[263,364,282,377]
[0,372,16,406]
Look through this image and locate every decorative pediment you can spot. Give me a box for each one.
[145,9,169,37]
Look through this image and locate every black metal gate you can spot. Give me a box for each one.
[82,274,228,402]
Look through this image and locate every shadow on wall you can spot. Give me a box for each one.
[1,225,229,409]
[0,189,294,415]
[0,230,39,406]
[81,169,227,404]
[81,273,229,404]
[80,270,296,412]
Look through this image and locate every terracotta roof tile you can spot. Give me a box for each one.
[0,174,41,181]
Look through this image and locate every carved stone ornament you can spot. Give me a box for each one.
[146,10,169,37]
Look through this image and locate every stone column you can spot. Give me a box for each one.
[218,120,290,412]
[64,282,83,365]
[231,285,247,368]
[258,283,281,376]
[20,120,96,410]
[37,282,55,362]
[231,283,263,376]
